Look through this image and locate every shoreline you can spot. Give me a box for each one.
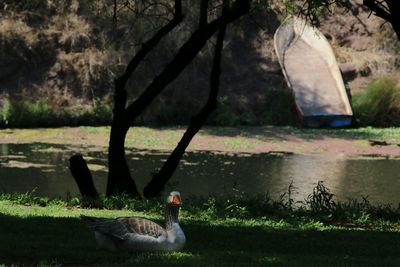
[1,126,400,157]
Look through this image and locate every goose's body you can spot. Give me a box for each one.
[81,192,185,252]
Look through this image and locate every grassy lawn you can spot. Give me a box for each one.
[3,126,400,144]
[1,196,400,267]
[1,126,400,266]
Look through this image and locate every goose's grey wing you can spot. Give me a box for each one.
[81,215,166,240]
[116,217,167,239]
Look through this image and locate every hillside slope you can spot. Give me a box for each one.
[0,0,398,126]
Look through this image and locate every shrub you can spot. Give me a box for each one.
[0,97,11,126]
[262,88,297,126]
[6,99,58,127]
[208,96,258,126]
[352,76,400,126]
[0,97,113,128]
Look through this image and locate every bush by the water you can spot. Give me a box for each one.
[0,91,298,127]
[352,76,400,127]
[0,97,112,127]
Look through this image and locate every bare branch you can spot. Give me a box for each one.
[143,1,229,198]
[113,0,118,27]
[199,0,209,28]
[363,0,392,22]
[124,0,251,124]
[114,0,183,112]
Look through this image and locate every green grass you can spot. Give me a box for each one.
[352,77,400,127]
[200,125,400,144]
[0,98,113,128]
[0,99,57,127]
[2,212,400,267]
[2,126,400,151]
[1,89,295,128]
[2,184,400,266]
[222,138,261,150]
[278,126,400,141]
[80,126,111,134]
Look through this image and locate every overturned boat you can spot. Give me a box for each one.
[274,17,353,127]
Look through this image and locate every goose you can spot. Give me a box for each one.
[81,191,185,252]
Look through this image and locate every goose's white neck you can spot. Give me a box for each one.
[165,204,180,230]
[166,222,186,251]
[163,203,185,251]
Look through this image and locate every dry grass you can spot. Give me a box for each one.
[0,16,36,45]
[54,49,109,93]
[49,14,90,48]
[332,23,399,82]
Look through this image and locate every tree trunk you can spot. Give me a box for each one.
[120,0,249,198]
[105,1,183,197]
[69,154,98,198]
[68,0,251,199]
[107,117,141,197]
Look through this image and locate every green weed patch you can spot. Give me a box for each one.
[352,76,400,127]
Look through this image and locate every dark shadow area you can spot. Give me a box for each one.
[0,34,58,93]
[0,214,130,266]
[0,214,400,266]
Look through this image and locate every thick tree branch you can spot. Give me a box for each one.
[113,0,117,27]
[143,6,229,198]
[106,0,183,197]
[363,0,392,22]
[199,0,209,27]
[363,0,400,40]
[114,0,183,112]
[124,0,250,124]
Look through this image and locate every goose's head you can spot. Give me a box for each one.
[167,191,181,206]
[165,191,182,229]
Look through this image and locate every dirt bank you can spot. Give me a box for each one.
[1,127,400,157]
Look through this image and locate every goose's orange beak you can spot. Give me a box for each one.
[172,195,181,205]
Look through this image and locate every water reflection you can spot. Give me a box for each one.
[0,143,400,205]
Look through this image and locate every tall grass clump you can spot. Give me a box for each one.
[352,77,400,126]
[0,97,11,125]
[8,100,57,127]
[0,96,61,127]
[0,97,113,128]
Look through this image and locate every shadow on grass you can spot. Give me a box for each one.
[1,214,400,266]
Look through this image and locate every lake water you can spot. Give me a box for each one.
[1,143,400,205]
